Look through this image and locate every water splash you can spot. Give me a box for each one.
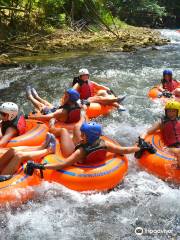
[160,29,180,44]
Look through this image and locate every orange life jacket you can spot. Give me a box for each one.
[162,79,179,92]
[73,77,94,100]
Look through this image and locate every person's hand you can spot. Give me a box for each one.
[136,137,156,154]
[49,118,56,127]
[24,160,46,176]
[162,91,172,98]
[81,99,90,106]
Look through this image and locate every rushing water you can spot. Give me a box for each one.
[0,30,180,240]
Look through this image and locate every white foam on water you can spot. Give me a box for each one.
[160,29,180,44]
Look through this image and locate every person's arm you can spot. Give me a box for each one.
[172,87,180,95]
[72,83,80,91]
[141,121,161,139]
[29,112,55,121]
[157,85,164,92]
[91,81,110,91]
[106,141,140,155]
[29,109,63,121]
[0,127,18,147]
[45,148,85,170]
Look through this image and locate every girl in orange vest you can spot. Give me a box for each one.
[158,70,180,95]
[141,100,180,168]
[73,69,126,109]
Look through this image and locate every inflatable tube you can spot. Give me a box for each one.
[0,166,41,207]
[0,120,48,206]
[28,112,88,131]
[0,136,127,205]
[148,85,161,99]
[86,103,116,119]
[148,85,169,104]
[42,136,128,192]
[137,131,180,184]
[29,85,117,120]
[29,105,115,123]
[6,120,48,147]
[86,85,117,118]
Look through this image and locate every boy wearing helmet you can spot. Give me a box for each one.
[73,69,125,108]
[29,88,84,124]
[158,70,180,95]
[25,121,141,172]
[0,102,26,147]
[141,100,180,168]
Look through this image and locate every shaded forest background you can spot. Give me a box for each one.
[0,0,180,39]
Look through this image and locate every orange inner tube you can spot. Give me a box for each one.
[86,103,116,119]
[28,112,89,131]
[0,120,48,206]
[41,136,128,192]
[0,167,41,206]
[148,85,170,104]
[6,119,48,147]
[138,131,180,184]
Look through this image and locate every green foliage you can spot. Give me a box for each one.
[0,0,179,37]
[43,24,56,34]
[110,0,167,25]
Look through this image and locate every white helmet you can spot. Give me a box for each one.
[0,102,18,120]
[79,68,89,76]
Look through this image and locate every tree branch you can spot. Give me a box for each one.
[0,6,25,12]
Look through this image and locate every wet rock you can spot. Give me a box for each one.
[151,46,159,51]
[21,63,34,70]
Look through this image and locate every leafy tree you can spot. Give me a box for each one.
[0,0,180,37]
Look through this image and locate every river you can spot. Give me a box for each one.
[0,30,180,240]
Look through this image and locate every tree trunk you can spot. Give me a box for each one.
[70,0,75,25]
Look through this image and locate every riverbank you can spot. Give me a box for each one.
[0,27,169,67]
